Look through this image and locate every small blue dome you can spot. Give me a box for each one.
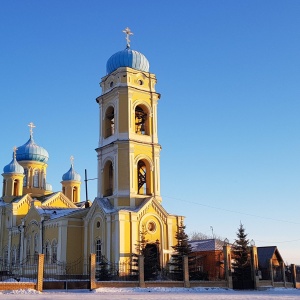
[106,47,150,74]
[3,155,24,174]
[62,164,81,182]
[16,136,49,163]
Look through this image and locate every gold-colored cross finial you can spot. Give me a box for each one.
[122,27,133,48]
[13,146,17,158]
[28,122,36,138]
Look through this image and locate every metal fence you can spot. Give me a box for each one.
[95,256,134,281]
[43,256,89,281]
[94,255,215,282]
[0,255,38,282]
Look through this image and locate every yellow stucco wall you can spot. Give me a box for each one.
[66,220,84,263]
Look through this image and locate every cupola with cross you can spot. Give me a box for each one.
[61,156,81,203]
[1,122,53,202]
[96,27,162,208]
[1,147,24,202]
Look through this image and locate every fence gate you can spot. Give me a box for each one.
[43,257,89,289]
[232,267,254,290]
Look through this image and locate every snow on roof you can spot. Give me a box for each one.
[189,239,224,252]
[94,197,116,213]
[36,207,81,220]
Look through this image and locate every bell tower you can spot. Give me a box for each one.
[96,28,162,208]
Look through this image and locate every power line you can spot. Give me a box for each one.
[162,195,300,225]
[255,238,300,244]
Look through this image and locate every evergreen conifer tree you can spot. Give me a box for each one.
[232,223,250,271]
[131,225,160,280]
[170,221,194,280]
[232,223,252,288]
[96,257,112,281]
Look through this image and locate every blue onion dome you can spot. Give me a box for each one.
[16,135,49,163]
[3,153,24,174]
[62,159,81,181]
[106,46,150,74]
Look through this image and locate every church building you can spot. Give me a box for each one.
[0,28,183,272]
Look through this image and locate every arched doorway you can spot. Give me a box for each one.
[144,243,160,280]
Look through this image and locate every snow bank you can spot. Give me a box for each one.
[2,289,41,294]
[94,287,232,293]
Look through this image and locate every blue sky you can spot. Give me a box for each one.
[1,1,300,264]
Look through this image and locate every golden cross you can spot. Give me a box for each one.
[13,146,17,158]
[122,27,133,48]
[28,122,36,138]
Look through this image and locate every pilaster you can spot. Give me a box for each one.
[106,215,111,261]
[58,220,68,262]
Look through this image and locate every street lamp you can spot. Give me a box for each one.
[224,238,229,246]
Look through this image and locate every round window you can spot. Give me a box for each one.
[138,79,143,85]
[147,221,156,233]
[96,221,101,228]
[110,81,113,87]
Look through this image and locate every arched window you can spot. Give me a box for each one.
[26,236,31,261]
[45,242,51,264]
[135,106,148,135]
[13,179,19,196]
[23,169,28,187]
[105,106,114,138]
[34,233,39,263]
[16,247,20,264]
[12,246,17,266]
[52,240,57,263]
[33,170,39,188]
[138,160,147,194]
[72,187,78,202]
[3,246,8,266]
[95,239,102,264]
[103,161,113,197]
[42,172,46,189]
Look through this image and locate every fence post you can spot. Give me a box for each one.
[269,259,274,286]
[138,255,145,288]
[291,264,297,288]
[223,244,232,289]
[37,254,44,292]
[250,246,259,290]
[183,255,190,288]
[90,253,96,290]
[280,262,286,287]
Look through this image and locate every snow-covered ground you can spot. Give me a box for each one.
[0,288,300,300]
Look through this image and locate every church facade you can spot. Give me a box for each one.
[0,29,183,272]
